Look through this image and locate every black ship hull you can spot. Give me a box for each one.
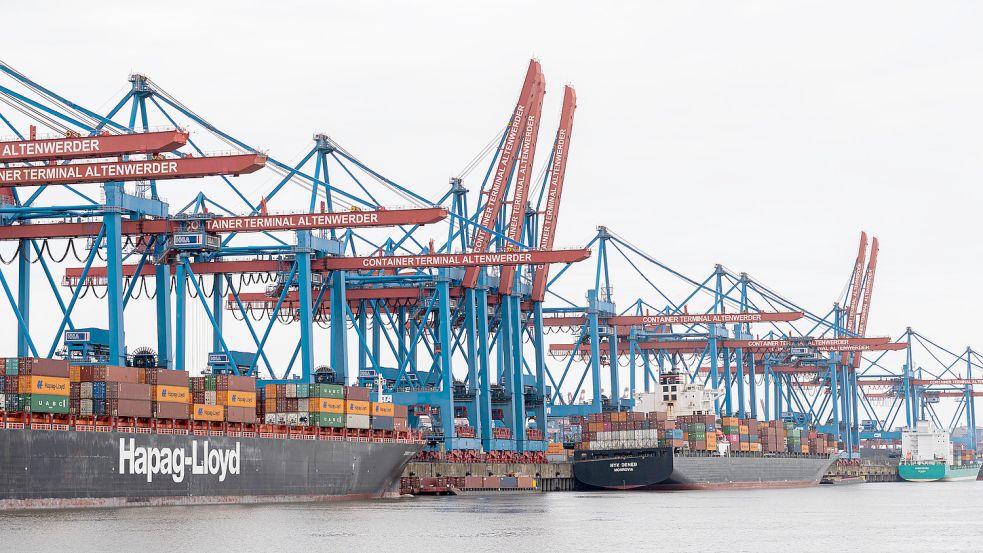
[574,447,835,491]
[0,427,422,510]
[572,447,674,490]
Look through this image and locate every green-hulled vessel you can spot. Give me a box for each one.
[899,462,981,482]
[898,420,980,483]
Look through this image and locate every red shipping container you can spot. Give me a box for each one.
[143,368,190,387]
[344,386,370,401]
[154,402,189,420]
[226,405,257,423]
[106,382,152,400]
[107,399,152,418]
[17,358,69,378]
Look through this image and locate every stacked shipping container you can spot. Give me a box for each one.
[573,409,837,455]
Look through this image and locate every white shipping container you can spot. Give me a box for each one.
[81,382,93,399]
[346,414,371,429]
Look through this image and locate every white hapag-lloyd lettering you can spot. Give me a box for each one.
[0,138,100,158]
[118,438,240,483]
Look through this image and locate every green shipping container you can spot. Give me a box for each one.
[21,394,70,414]
[204,376,216,391]
[722,425,739,434]
[315,412,344,428]
[4,358,17,375]
[313,384,344,399]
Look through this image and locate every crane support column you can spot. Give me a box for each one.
[531,302,548,441]
[829,358,841,446]
[508,295,526,451]
[330,269,348,384]
[463,288,481,433]
[587,295,602,413]
[968,350,977,450]
[212,274,224,355]
[174,257,187,371]
[476,287,493,450]
[155,242,172,368]
[296,232,315,382]
[16,239,30,357]
[436,276,455,444]
[104,184,126,366]
[609,327,621,410]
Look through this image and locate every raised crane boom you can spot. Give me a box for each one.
[839,231,867,366]
[531,85,576,302]
[462,60,543,289]
[852,236,879,368]
[498,72,546,295]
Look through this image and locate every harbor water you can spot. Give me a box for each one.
[1,482,980,552]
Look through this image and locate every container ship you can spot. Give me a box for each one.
[897,420,981,482]
[573,372,836,490]
[0,357,423,510]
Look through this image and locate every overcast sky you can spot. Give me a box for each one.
[2,2,982,385]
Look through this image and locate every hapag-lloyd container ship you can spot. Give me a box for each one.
[0,358,423,510]
[0,425,422,509]
[573,373,836,490]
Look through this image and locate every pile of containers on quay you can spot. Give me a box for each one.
[400,475,537,495]
[574,411,835,455]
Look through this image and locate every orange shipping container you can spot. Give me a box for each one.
[345,400,370,415]
[220,390,256,408]
[192,404,224,421]
[739,442,750,452]
[371,402,395,417]
[155,385,189,404]
[20,375,71,396]
[315,398,345,414]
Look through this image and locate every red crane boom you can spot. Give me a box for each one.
[839,231,867,366]
[462,60,543,289]
[852,237,879,368]
[531,85,577,302]
[498,72,546,295]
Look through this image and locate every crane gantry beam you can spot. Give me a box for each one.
[0,129,189,163]
[0,153,266,187]
[63,248,592,284]
[0,207,448,240]
[540,310,804,327]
